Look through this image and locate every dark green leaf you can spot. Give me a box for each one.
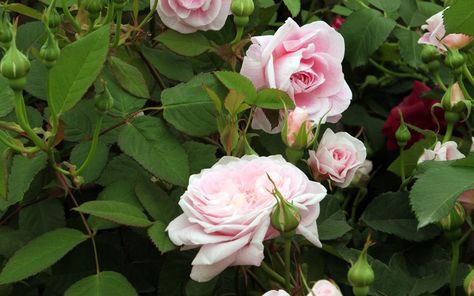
[135,179,178,223]
[0,76,14,117]
[70,141,109,183]
[444,0,474,36]
[0,227,32,258]
[19,199,65,236]
[255,88,295,109]
[156,30,211,57]
[283,0,301,17]
[317,197,351,240]
[215,71,257,104]
[147,221,176,253]
[369,0,400,12]
[141,46,194,82]
[393,28,423,68]
[64,271,137,296]
[183,141,217,175]
[109,56,150,98]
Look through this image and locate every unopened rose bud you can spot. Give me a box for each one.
[113,0,128,10]
[268,174,301,234]
[445,50,465,76]
[94,85,114,114]
[421,45,439,63]
[44,6,62,29]
[438,201,465,235]
[427,60,440,72]
[464,269,474,296]
[348,237,375,296]
[0,12,12,46]
[0,34,31,91]
[86,0,103,20]
[395,110,411,148]
[443,33,472,51]
[231,0,254,17]
[441,83,465,113]
[282,107,314,150]
[40,31,60,68]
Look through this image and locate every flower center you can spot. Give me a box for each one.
[290,69,324,94]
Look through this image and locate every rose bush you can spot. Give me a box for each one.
[0,0,473,295]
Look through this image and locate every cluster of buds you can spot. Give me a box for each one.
[347,236,375,296]
[268,174,301,234]
[281,108,315,163]
[438,201,465,241]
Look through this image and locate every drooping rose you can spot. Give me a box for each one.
[154,0,232,34]
[284,107,314,148]
[308,129,367,188]
[417,141,465,164]
[382,81,445,150]
[310,280,343,296]
[331,16,345,30]
[418,9,471,52]
[166,155,327,282]
[241,17,351,132]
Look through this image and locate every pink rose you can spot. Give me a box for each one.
[418,9,471,52]
[459,189,474,216]
[154,0,231,34]
[284,107,314,148]
[310,280,343,296]
[166,155,327,282]
[251,108,283,134]
[308,129,367,188]
[241,18,351,129]
[417,141,465,164]
[262,290,290,296]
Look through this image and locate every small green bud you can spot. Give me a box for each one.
[268,174,301,233]
[40,32,60,68]
[420,45,439,63]
[427,60,440,72]
[0,36,31,90]
[464,269,474,296]
[86,0,103,20]
[441,83,466,113]
[0,13,12,45]
[395,110,411,147]
[94,86,114,113]
[348,236,375,295]
[438,201,465,233]
[444,111,461,124]
[231,0,254,17]
[113,0,128,10]
[45,7,62,29]
[233,16,249,27]
[445,50,465,76]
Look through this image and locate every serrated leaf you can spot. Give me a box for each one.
[109,56,150,98]
[64,271,137,296]
[283,0,300,16]
[317,197,351,240]
[147,221,176,253]
[215,71,257,104]
[19,199,65,236]
[254,88,295,109]
[0,228,87,284]
[369,0,400,12]
[0,227,33,258]
[410,162,474,227]
[161,73,227,136]
[340,8,396,68]
[135,179,178,222]
[70,141,109,183]
[49,26,110,115]
[362,192,439,241]
[156,30,211,57]
[444,0,474,36]
[74,200,152,227]
[183,141,217,175]
[141,46,194,82]
[393,28,422,68]
[118,116,189,186]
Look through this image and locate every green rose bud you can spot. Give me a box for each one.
[40,31,60,68]
[445,50,465,76]
[427,60,440,72]
[420,45,439,63]
[0,12,12,45]
[268,174,301,233]
[94,85,114,114]
[395,110,411,147]
[0,35,31,90]
[231,0,254,17]
[86,0,103,20]
[113,0,128,10]
[438,201,465,233]
[464,269,474,296]
[348,236,375,296]
[441,83,466,113]
[45,7,62,29]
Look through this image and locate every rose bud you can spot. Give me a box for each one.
[348,237,375,296]
[282,108,314,149]
[444,50,466,76]
[44,6,62,30]
[438,201,465,240]
[464,269,474,296]
[0,32,31,91]
[0,12,12,46]
[441,83,466,113]
[395,111,411,148]
[40,31,60,68]
[95,85,114,114]
[268,174,301,234]
[420,45,439,64]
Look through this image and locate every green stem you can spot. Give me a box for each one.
[231,26,244,45]
[463,65,474,87]
[14,91,48,151]
[137,0,158,29]
[458,79,473,101]
[435,73,448,91]
[449,240,460,296]
[91,233,100,274]
[283,237,292,291]
[75,115,103,175]
[0,132,39,153]
[369,59,425,80]
[100,1,115,26]
[350,189,364,224]
[113,9,123,47]
[61,0,81,32]
[443,122,454,143]
[260,261,286,287]
[400,147,406,183]
[46,69,60,148]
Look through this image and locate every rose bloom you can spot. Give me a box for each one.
[241,17,351,131]
[285,107,314,147]
[166,155,327,282]
[418,9,471,52]
[308,129,367,188]
[263,280,342,296]
[382,81,444,150]
[417,141,465,164]
[154,0,231,34]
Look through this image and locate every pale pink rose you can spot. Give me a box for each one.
[251,108,283,134]
[418,9,471,52]
[417,141,465,164]
[166,155,327,282]
[285,107,314,147]
[154,0,231,34]
[262,290,290,296]
[310,280,342,296]
[450,83,465,106]
[459,189,474,215]
[241,18,351,129]
[308,129,367,188]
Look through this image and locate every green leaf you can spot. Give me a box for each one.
[16,21,46,53]
[0,140,9,200]
[399,0,443,27]
[369,0,400,12]
[64,271,137,296]
[317,197,351,240]
[141,46,194,82]
[388,138,435,177]
[214,71,257,104]
[118,116,189,186]
[161,73,227,136]
[147,221,176,253]
[393,28,423,68]
[0,76,14,117]
[340,8,396,68]
[74,200,152,227]
[4,3,42,20]
[135,179,178,223]
[109,56,150,98]
[49,26,110,115]
[0,228,87,284]
[156,30,211,57]
[444,0,474,36]
[98,154,148,187]
[70,141,109,183]
[3,152,47,211]
[25,60,48,100]
[410,161,474,227]
[283,0,301,17]
[0,227,32,258]
[183,141,217,175]
[362,192,439,241]
[185,278,218,296]
[254,88,295,109]
[19,199,66,236]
